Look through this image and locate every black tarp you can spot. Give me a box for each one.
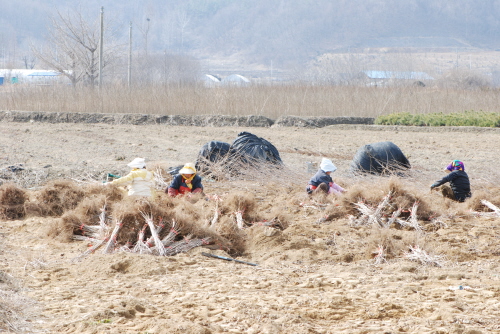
[195,140,231,173]
[184,132,282,176]
[227,131,282,166]
[167,165,184,176]
[350,141,410,174]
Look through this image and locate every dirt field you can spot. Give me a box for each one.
[1,120,500,334]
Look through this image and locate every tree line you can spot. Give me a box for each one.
[1,0,500,86]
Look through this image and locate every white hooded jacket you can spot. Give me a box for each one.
[110,168,155,197]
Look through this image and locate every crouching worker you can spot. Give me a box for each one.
[306,158,345,195]
[167,163,204,197]
[430,160,471,202]
[107,157,155,197]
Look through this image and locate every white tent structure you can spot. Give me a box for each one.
[203,74,221,87]
[221,74,250,86]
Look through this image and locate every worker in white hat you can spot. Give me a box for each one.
[166,162,204,197]
[306,158,345,195]
[107,157,155,197]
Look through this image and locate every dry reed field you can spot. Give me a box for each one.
[1,120,500,333]
[2,84,500,118]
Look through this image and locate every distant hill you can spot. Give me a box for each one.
[1,0,500,70]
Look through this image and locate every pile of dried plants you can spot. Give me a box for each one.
[0,184,27,220]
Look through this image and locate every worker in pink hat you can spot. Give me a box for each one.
[430,160,471,202]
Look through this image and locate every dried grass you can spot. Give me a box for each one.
[0,183,27,220]
[34,180,244,255]
[110,197,173,245]
[467,186,500,212]
[0,270,36,333]
[84,183,125,202]
[33,180,85,216]
[215,215,246,255]
[48,212,84,242]
[404,245,446,267]
[17,167,500,263]
[47,193,110,242]
[72,195,107,221]
[364,227,417,261]
[170,201,232,249]
[263,206,293,230]
[221,191,257,220]
[326,178,438,223]
[6,84,500,118]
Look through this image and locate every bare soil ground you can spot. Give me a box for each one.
[1,121,500,334]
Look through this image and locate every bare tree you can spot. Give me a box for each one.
[304,53,367,85]
[31,9,122,86]
[21,55,36,69]
[175,10,190,52]
[136,17,153,82]
[133,52,201,86]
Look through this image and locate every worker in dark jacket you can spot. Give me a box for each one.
[306,158,345,195]
[430,160,471,202]
[167,163,204,197]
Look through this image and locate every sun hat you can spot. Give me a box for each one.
[320,158,337,173]
[179,163,197,175]
[445,160,464,172]
[127,157,146,169]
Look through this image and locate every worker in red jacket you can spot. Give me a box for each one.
[166,163,204,197]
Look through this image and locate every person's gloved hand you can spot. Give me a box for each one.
[430,183,438,190]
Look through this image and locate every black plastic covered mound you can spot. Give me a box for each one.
[195,141,231,173]
[228,132,282,166]
[167,165,183,176]
[350,141,410,174]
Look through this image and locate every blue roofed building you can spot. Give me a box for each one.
[28,71,62,85]
[363,70,434,86]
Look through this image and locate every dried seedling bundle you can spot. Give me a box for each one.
[141,211,166,255]
[404,245,445,267]
[364,226,411,261]
[51,193,112,242]
[84,183,125,202]
[63,212,101,239]
[33,180,86,216]
[214,215,246,254]
[472,200,500,218]
[70,193,235,260]
[467,186,500,211]
[169,204,231,250]
[221,191,258,229]
[330,178,437,228]
[110,197,173,245]
[0,183,27,220]
[102,219,123,254]
[163,236,213,256]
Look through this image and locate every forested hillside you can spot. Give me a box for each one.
[1,0,500,68]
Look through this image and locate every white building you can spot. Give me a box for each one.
[0,69,71,85]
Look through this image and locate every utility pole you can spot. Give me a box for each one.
[99,6,104,89]
[271,60,273,81]
[128,21,132,87]
[145,18,150,56]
